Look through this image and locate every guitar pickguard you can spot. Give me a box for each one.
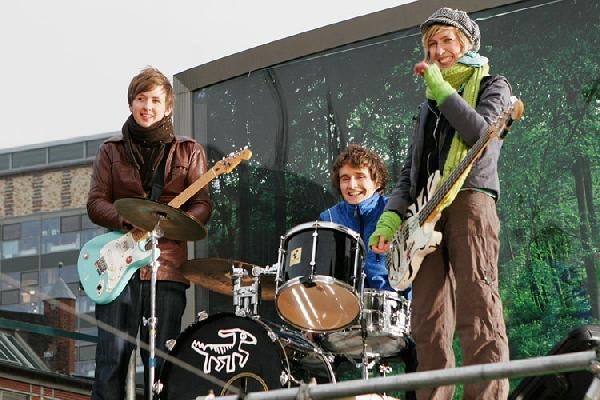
[387,171,442,290]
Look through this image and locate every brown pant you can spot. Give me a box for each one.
[411,191,509,400]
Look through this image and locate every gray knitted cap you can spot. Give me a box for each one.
[420,7,480,52]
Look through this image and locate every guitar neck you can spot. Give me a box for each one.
[166,147,252,210]
[168,167,217,209]
[419,133,491,223]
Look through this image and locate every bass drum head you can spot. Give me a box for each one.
[156,313,289,399]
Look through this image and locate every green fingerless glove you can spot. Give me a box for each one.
[424,63,455,105]
[368,211,402,247]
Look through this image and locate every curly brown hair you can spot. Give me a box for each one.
[330,144,389,196]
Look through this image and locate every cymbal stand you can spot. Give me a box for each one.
[144,220,163,400]
[232,266,260,317]
[359,348,380,379]
[359,267,371,379]
[257,263,278,280]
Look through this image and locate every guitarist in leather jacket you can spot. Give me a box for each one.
[87,67,212,400]
[370,8,511,400]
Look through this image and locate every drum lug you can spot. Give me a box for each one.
[324,353,336,364]
[165,338,176,352]
[153,380,163,395]
[280,370,290,386]
[196,310,209,322]
[268,329,278,342]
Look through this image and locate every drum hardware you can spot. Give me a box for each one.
[143,220,162,400]
[320,289,412,359]
[379,362,393,376]
[232,266,260,317]
[114,197,208,400]
[275,221,365,332]
[196,310,209,322]
[165,338,176,353]
[358,350,382,379]
[181,258,276,300]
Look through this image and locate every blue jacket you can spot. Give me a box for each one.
[319,193,394,291]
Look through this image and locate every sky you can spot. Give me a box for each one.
[0,0,415,151]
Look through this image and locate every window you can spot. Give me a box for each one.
[40,267,59,287]
[20,271,38,287]
[78,344,96,361]
[0,272,20,291]
[82,214,97,230]
[20,221,39,238]
[61,215,81,233]
[0,391,30,400]
[1,241,18,259]
[41,217,80,253]
[1,290,19,305]
[11,148,46,169]
[59,264,79,284]
[2,224,20,241]
[41,217,60,253]
[48,143,84,163]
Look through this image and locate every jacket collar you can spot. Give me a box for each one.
[339,192,382,217]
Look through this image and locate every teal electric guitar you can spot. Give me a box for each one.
[78,148,253,304]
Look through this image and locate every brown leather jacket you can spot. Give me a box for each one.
[87,134,213,284]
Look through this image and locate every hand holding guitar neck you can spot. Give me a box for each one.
[115,147,253,241]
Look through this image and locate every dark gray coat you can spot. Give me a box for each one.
[385,75,512,217]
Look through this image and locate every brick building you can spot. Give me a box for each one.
[0,134,111,396]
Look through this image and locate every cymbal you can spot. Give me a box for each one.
[182,258,276,300]
[114,198,207,241]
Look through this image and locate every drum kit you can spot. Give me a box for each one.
[114,198,412,399]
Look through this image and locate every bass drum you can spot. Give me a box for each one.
[155,313,334,399]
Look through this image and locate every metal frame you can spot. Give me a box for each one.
[192,350,600,399]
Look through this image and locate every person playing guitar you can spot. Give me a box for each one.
[86,67,213,400]
[369,8,514,400]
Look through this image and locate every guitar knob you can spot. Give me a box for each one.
[126,256,133,264]
[83,252,89,260]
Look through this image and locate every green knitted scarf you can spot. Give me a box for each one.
[432,61,489,212]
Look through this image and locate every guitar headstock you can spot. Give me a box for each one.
[509,97,525,121]
[212,147,253,175]
[494,97,525,139]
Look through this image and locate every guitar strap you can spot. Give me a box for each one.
[150,145,170,201]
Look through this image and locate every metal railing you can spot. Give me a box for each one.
[193,350,600,400]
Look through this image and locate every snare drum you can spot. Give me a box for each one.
[320,289,411,358]
[275,221,365,332]
[155,313,334,399]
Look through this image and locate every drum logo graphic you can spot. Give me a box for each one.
[191,328,258,373]
[290,247,302,266]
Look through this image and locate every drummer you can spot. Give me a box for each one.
[319,144,416,392]
[320,144,411,299]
